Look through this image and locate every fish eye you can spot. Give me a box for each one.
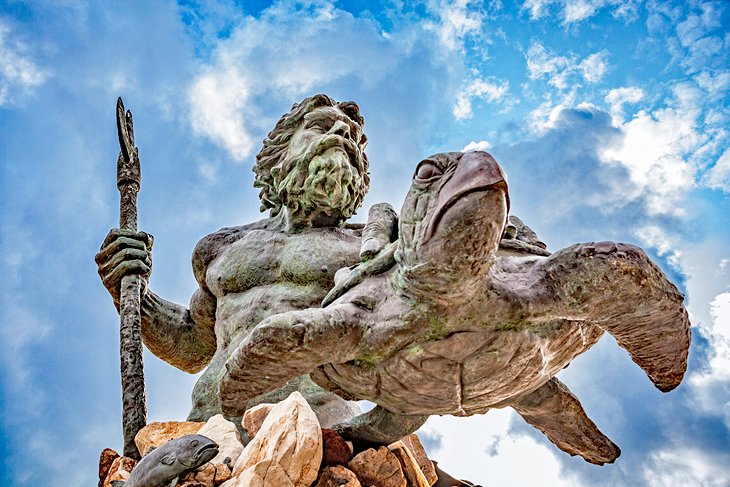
[414,161,443,182]
[191,440,199,447]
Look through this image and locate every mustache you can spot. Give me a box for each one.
[302,134,362,169]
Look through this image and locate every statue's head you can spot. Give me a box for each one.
[394,151,509,303]
[253,94,370,222]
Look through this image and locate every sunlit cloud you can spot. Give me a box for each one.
[0,21,47,106]
[453,76,509,119]
[525,40,610,90]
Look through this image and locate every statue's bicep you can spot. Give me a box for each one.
[190,286,217,331]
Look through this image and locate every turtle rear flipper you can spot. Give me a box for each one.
[219,307,366,416]
[512,377,620,465]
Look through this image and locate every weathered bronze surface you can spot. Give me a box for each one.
[114,97,147,459]
[218,151,691,464]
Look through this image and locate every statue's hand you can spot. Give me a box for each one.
[360,202,398,261]
[95,228,153,307]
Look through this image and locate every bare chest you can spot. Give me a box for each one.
[206,228,361,298]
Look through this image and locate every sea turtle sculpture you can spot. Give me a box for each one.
[219,150,691,465]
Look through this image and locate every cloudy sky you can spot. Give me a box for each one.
[1,0,728,485]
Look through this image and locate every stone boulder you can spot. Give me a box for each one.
[98,448,119,487]
[348,446,406,487]
[102,456,137,487]
[241,402,275,439]
[315,465,362,487]
[388,440,430,487]
[134,421,204,456]
[322,428,352,466]
[222,391,323,487]
[400,434,437,486]
[197,414,244,466]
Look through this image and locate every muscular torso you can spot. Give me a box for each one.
[188,220,363,421]
[206,227,360,345]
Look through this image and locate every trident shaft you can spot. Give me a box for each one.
[115,97,147,459]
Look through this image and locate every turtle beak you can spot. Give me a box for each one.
[422,151,509,244]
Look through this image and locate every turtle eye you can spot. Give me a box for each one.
[191,440,199,447]
[414,161,442,182]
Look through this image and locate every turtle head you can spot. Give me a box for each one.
[393,151,509,304]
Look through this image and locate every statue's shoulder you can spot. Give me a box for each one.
[192,219,270,286]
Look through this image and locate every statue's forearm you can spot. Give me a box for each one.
[140,291,216,373]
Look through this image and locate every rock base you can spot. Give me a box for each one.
[99,392,476,487]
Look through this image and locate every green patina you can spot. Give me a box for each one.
[425,315,447,341]
[353,350,386,369]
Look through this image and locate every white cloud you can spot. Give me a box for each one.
[0,21,48,105]
[188,2,407,161]
[704,148,730,192]
[695,70,730,97]
[187,1,470,162]
[641,446,730,487]
[189,66,253,160]
[524,86,714,223]
[605,86,644,121]
[600,84,704,216]
[634,224,682,270]
[690,291,730,393]
[462,139,492,152]
[526,40,610,90]
[661,237,730,429]
[425,0,485,51]
[521,0,639,24]
[563,0,605,23]
[710,293,730,346]
[579,51,610,83]
[453,77,509,119]
[674,1,725,74]
[522,0,556,19]
[422,410,571,486]
[526,40,571,88]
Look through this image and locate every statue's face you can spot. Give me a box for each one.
[271,106,368,220]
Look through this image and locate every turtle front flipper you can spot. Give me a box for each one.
[568,242,690,392]
[332,405,428,447]
[219,306,366,416]
[512,377,620,465]
[508,241,691,392]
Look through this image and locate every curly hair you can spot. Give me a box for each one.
[253,94,369,216]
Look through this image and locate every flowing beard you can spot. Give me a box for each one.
[274,144,366,219]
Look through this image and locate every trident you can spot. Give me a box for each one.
[115,97,147,459]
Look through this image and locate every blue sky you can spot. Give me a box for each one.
[0,0,728,485]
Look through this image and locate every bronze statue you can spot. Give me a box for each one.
[98,94,690,467]
[218,151,691,465]
[97,94,387,428]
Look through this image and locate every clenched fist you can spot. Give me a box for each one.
[96,228,153,307]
